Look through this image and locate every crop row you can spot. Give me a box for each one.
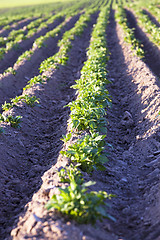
[0,13,65,60]
[0,9,96,128]
[46,4,116,224]
[0,14,50,47]
[0,15,31,29]
[115,5,144,58]
[1,0,102,75]
[129,3,160,48]
[0,1,115,225]
[147,4,160,23]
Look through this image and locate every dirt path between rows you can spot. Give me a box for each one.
[102,9,160,240]
[0,17,64,74]
[143,9,160,28]
[0,13,98,240]
[0,17,37,38]
[1,7,160,240]
[0,14,80,112]
[125,8,160,79]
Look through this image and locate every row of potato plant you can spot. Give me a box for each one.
[146,4,160,23]
[0,13,65,60]
[3,15,69,76]
[3,4,91,75]
[0,15,48,47]
[0,9,95,129]
[2,0,103,75]
[115,5,144,58]
[0,15,28,28]
[46,6,116,224]
[129,4,160,48]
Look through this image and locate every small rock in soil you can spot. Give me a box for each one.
[147,154,154,160]
[148,168,160,179]
[153,150,160,156]
[120,111,134,129]
[120,177,128,184]
[144,156,160,167]
[122,150,134,163]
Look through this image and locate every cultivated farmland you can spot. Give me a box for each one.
[0,0,160,239]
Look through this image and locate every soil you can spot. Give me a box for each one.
[0,14,80,111]
[0,17,65,74]
[0,18,37,38]
[0,6,160,240]
[143,9,160,28]
[0,13,98,240]
[125,8,160,78]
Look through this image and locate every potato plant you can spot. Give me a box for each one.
[115,5,144,58]
[46,165,115,224]
[47,6,115,224]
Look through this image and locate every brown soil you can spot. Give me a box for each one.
[143,9,160,28]
[0,13,98,239]
[0,18,37,38]
[0,7,160,240]
[125,8,160,78]
[0,17,64,74]
[0,14,80,110]
[103,9,160,240]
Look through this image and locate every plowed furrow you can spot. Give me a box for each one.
[0,15,80,111]
[0,17,37,38]
[0,17,64,74]
[96,9,160,240]
[143,9,160,28]
[0,13,98,240]
[125,8,160,78]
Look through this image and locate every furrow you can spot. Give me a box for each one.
[0,12,98,240]
[0,14,81,110]
[100,8,160,240]
[125,8,160,78]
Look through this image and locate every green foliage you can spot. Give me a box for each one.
[0,127,4,134]
[2,95,39,111]
[12,95,40,107]
[46,165,115,224]
[68,100,108,133]
[4,67,16,75]
[61,133,110,172]
[2,102,13,111]
[3,25,11,30]
[61,132,72,143]
[22,95,40,106]
[115,6,144,58]
[58,164,83,184]
[23,75,48,90]
[0,48,6,59]
[17,50,33,63]
[6,41,19,50]
[0,37,6,47]
[0,114,22,128]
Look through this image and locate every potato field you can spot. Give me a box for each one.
[0,0,160,239]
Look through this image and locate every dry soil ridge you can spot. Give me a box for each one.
[0,14,80,111]
[1,7,160,240]
[0,13,98,240]
[0,16,64,74]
